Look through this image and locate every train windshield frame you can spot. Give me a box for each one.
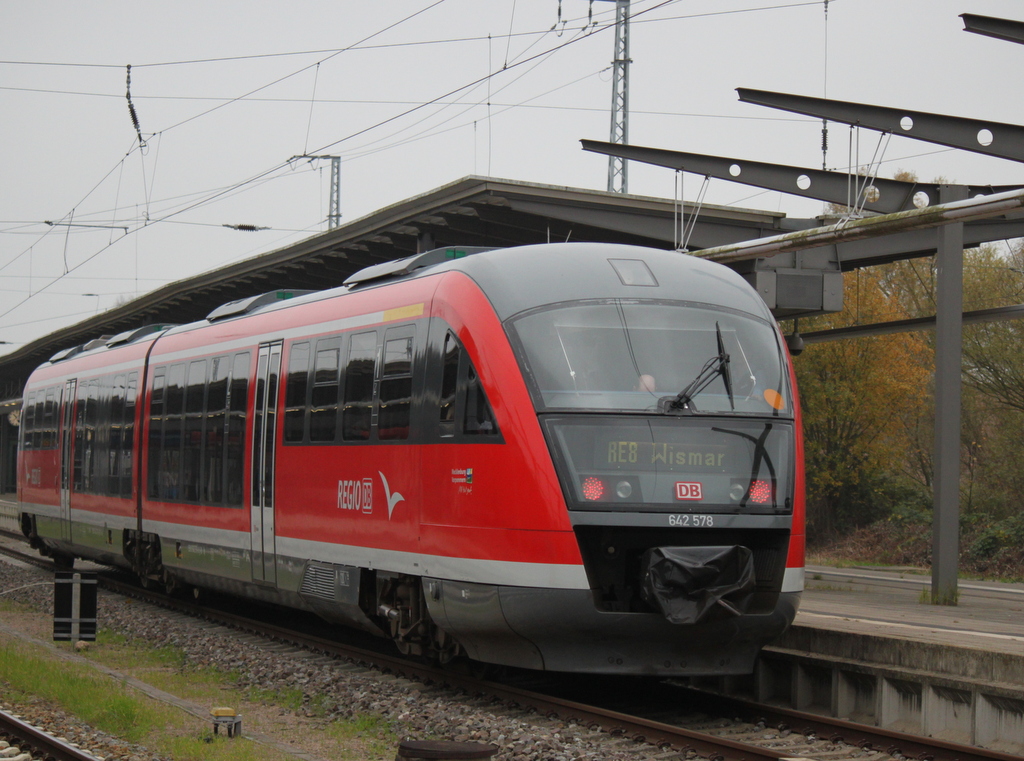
[509,299,792,417]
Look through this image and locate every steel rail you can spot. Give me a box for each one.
[0,706,102,761]
[676,689,1024,761]
[0,538,1018,761]
[106,575,1021,761]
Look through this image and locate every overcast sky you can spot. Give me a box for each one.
[2,0,1021,356]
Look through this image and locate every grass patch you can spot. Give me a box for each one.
[807,584,853,592]
[0,605,401,760]
[918,586,960,606]
[0,635,282,760]
[323,713,399,760]
[0,639,170,743]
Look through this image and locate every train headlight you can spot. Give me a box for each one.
[615,480,633,499]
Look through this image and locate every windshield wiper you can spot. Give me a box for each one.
[663,322,734,412]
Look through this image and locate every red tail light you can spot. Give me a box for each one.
[581,476,605,501]
[749,479,773,504]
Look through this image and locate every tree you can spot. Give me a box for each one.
[794,266,931,541]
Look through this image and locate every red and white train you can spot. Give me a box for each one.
[17,242,804,675]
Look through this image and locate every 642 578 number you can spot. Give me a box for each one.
[669,514,714,527]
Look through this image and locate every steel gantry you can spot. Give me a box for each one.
[585,13,1024,602]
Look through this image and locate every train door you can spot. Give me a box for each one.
[250,341,282,585]
[58,379,76,542]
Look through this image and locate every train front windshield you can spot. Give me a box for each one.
[511,300,791,416]
[510,300,795,514]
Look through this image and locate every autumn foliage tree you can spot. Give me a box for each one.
[787,167,1024,573]
[793,266,931,542]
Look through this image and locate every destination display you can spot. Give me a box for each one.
[601,439,729,472]
[545,416,794,512]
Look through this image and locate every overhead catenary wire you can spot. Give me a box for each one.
[303,63,321,155]
[339,63,607,164]
[0,1,819,71]
[1,0,458,295]
[333,24,595,163]
[2,5,590,323]
[0,0,836,334]
[155,0,451,136]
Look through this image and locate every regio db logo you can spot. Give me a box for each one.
[338,478,373,513]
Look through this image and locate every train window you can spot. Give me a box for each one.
[73,384,85,491]
[263,344,281,508]
[430,328,499,441]
[88,380,100,492]
[511,302,790,416]
[122,372,137,499]
[204,356,230,505]
[439,332,459,431]
[225,352,250,507]
[181,360,207,502]
[80,380,99,493]
[31,393,45,450]
[42,388,58,449]
[95,377,112,495]
[207,357,229,412]
[251,351,268,504]
[310,338,341,442]
[185,360,206,413]
[379,329,414,440]
[109,375,125,487]
[284,342,310,444]
[165,364,185,413]
[342,331,377,441]
[160,363,186,501]
[463,364,498,436]
[147,369,166,499]
[21,392,35,450]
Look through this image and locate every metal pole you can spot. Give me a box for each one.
[932,184,967,604]
[329,157,342,230]
[607,0,630,193]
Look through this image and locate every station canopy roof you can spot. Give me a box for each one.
[0,175,805,400]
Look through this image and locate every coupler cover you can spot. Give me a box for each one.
[640,546,756,624]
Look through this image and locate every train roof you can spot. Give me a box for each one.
[342,242,775,323]
[37,243,774,371]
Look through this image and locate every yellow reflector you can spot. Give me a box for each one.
[383,303,425,322]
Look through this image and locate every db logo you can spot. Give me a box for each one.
[675,482,703,501]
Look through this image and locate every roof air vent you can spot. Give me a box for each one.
[207,290,314,322]
[344,246,492,288]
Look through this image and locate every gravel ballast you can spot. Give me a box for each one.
[0,552,682,761]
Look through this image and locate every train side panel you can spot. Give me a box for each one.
[18,340,151,568]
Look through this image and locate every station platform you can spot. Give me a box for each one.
[2,495,1020,748]
[713,566,1024,751]
[799,565,1024,657]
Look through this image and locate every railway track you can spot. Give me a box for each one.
[0,706,101,761]
[0,535,1018,761]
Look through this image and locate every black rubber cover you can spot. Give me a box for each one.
[640,545,756,624]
